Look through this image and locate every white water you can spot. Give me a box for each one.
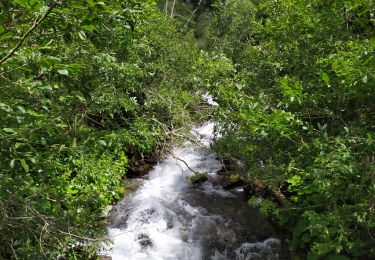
[106,122,282,260]
[202,93,219,106]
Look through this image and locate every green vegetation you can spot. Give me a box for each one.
[199,0,374,258]
[0,0,218,258]
[1,0,374,258]
[187,173,208,184]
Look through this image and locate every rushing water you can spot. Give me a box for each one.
[106,122,284,260]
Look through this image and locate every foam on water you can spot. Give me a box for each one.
[106,123,282,260]
[202,93,219,106]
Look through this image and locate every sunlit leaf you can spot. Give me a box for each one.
[2,128,17,134]
[57,69,69,75]
[98,140,107,146]
[20,159,29,173]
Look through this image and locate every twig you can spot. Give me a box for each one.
[85,114,106,128]
[171,153,199,174]
[39,223,49,259]
[0,64,27,76]
[151,118,169,133]
[182,0,202,32]
[164,0,169,15]
[10,242,18,260]
[170,0,176,18]
[51,227,107,242]
[0,2,59,66]
[111,226,158,237]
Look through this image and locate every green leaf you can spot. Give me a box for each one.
[98,140,107,146]
[30,1,45,12]
[320,71,330,85]
[78,31,86,40]
[20,159,29,173]
[288,175,302,186]
[37,85,53,90]
[87,0,94,7]
[75,95,86,102]
[362,75,368,83]
[55,123,68,128]
[14,0,29,8]
[81,25,97,31]
[0,25,4,34]
[2,128,17,134]
[57,69,69,75]
[10,159,15,169]
[40,200,51,211]
[17,106,26,113]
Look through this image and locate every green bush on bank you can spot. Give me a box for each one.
[200,0,374,258]
[0,0,219,258]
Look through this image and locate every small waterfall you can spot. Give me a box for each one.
[105,122,283,259]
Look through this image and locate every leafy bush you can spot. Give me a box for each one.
[202,0,375,257]
[0,0,214,257]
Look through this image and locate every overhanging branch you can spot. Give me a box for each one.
[0,2,59,66]
[171,153,199,174]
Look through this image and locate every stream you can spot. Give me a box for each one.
[105,122,286,260]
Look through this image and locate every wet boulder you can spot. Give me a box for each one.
[180,228,189,242]
[216,227,238,251]
[235,238,281,260]
[99,256,112,260]
[109,214,129,229]
[137,233,153,248]
[210,173,245,190]
[137,208,158,224]
[126,178,145,191]
[107,199,133,228]
[222,174,245,189]
[187,173,208,184]
[127,161,153,178]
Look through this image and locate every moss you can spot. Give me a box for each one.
[187,173,208,184]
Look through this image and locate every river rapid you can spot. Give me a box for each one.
[106,122,285,260]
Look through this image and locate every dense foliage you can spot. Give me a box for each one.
[0,0,220,258]
[1,0,374,258]
[198,0,375,258]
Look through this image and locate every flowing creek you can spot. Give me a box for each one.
[105,122,286,260]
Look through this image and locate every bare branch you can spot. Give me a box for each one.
[51,227,108,242]
[0,2,59,66]
[171,153,199,174]
[170,0,176,18]
[182,0,202,32]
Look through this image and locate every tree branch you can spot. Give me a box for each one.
[171,153,199,174]
[182,0,202,32]
[0,2,59,66]
[170,0,176,18]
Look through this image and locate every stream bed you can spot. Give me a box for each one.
[106,123,287,260]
